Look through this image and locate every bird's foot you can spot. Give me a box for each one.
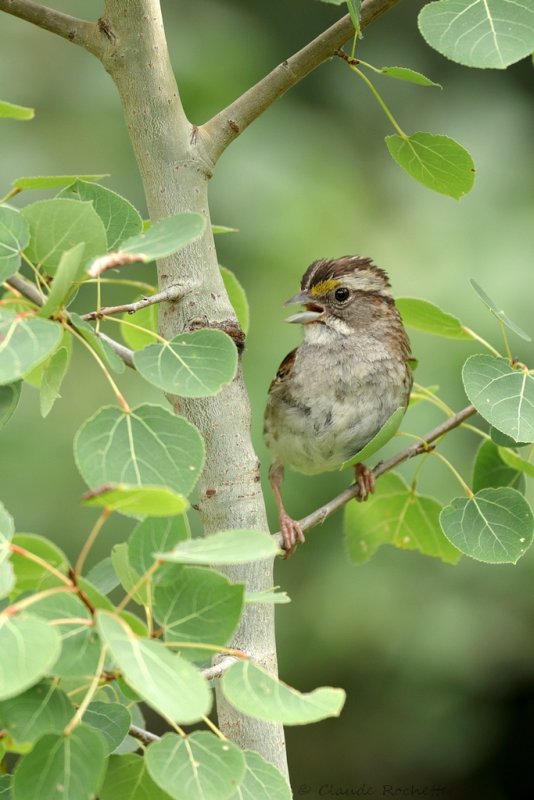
[279,513,305,558]
[354,462,375,501]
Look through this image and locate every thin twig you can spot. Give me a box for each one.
[202,656,239,681]
[274,404,477,546]
[87,252,146,278]
[0,0,104,55]
[6,273,135,369]
[200,0,400,163]
[81,285,182,321]
[129,724,161,745]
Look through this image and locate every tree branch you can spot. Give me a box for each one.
[199,0,401,163]
[6,274,135,368]
[0,0,104,55]
[274,404,477,547]
[81,285,182,321]
[128,723,160,745]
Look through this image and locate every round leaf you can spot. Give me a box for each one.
[154,566,244,659]
[96,611,212,723]
[10,534,68,597]
[82,701,131,755]
[74,403,204,498]
[344,472,461,564]
[396,297,471,339]
[0,681,74,744]
[59,180,143,250]
[462,355,534,442]
[0,613,61,700]
[100,754,172,800]
[12,724,107,800]
[490,426,529,448]
[0,310,62,386]
[232,750,292,800]
[156,529,281,565]
[0,207,29,281]
[472,439,525,493]
[83,484,189,517]
[22,198,108,275]
[418,0,534,69]
[440,487,534,564]
[146,731,245,800]
[0,382,21,430]
[385,132,475,198]
[119,212,206,262]
[221,661,345,725]
[134,329,238,397]
[128,516,190,577]
[121,301,158,350]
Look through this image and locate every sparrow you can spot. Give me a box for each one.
[263,256,413,554]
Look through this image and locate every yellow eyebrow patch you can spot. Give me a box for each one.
[309,279,340,296]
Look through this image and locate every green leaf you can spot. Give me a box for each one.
[221,661,345,725]
[345,472,461,564]
[418,0,534,69]
[12,175,108,190]
[0,382,21,429]
[100,754,172,800]
[22,198,108,275]
[0,561,15,600]
[396,297,472,340]
[128,516,190,578]
[229,750,292,800]
[0,310,62,386]
[37,243,86,318]
[121,302,158,350]
[69,312,126,374]
[59,180,143,250]
[39,346,70,417]
[341,406,406,468]
[133,329,238,397]
[83,701,131,755]
[156,529,281,565]
[220,266,250,334]
[119,212,206,262]
[498,447,534,478]
[490,426,529,448]
[470,278,531,341]
[146,731,245,800]
[0,776,10,799]
[385,132,475,199]
[440,487,534,563]
[0,614,61,700]
[0,502,15,567]
[85,557,119,595]
[12,724,107,800]
[111,543,150,606]
[379,66,441,87]
[29,592,102,679]
[10,534,68,597]
[473,439,525,493]
[0,207,30,281]
[212,225,239,235]
[154,566,244,660]
[462,355,534,442]
[0,681,74,744]
[74,403,205,497]
[245,589,291,605]
[96,611,211,723]
[84,483,189,517]
[0,100,34,121]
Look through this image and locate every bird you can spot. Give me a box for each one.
[263,255,413,555]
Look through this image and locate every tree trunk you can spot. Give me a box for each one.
[100,0,288,777]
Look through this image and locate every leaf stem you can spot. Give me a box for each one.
[0,186,21,204]
[101,313,166,344]
[498,319,513,363]
[412,383,453,416]
[75,508,111,576]
[463,327,501,358]
[115,561,160,612]
[348,64,406,137]
[64,645,108,735]
[68,324,131,412]
[202,715,226,740]
[8,543,72,586]
[3,585,74,617]
[430,450,474,498]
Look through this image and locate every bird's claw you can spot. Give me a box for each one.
[354,462,375,502]
[280,514,305,558]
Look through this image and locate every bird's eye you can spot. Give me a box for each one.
[334,287,350,302]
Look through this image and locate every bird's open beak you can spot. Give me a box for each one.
[284,290,325,324]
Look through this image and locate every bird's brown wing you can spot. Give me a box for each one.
[268,348,297,393]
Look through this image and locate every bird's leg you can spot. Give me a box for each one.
[354,462,375,501]
[268,461,305,557]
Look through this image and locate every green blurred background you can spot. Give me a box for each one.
[1,1,533,797]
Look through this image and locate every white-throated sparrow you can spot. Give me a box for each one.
[263,256,413,554]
